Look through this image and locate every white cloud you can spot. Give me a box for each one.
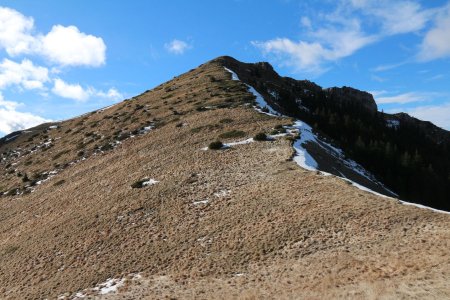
[95,87,123,100]
[0,6,37,56]
[253,18,377,74]
[52,78,123,102]
[0,92,49,135]
[0,58,49,90]
[40,25,106,67]
[0,6,106,67]
[400,102,450,130]
[253,0,440,74]
[417,5,450,61]
[165,39,191,55]
[52,78,89,101]
[375,92,431,104]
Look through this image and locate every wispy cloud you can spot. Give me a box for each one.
[372,61,407,72]
[425,74,445,82]
[164,39,191,55]
[417,4,450,61]
[350,0,432,35]
[375,92,433,104]
[392,102,450,130]
[371,74,386,82]
[253,0,444,74]
[253,19,377,75]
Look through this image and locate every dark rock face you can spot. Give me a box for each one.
[324,86,378,113]
[213,56,378,114]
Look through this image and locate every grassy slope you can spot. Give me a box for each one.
[0,60,449,299]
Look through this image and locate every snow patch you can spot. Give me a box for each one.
[142,179,159,186]
[214,189,230,197]
[226,138,254,147]
[193,199,209,205]
[224,67,239,81]
[291,121,319,171]
[386,119,400,129]
[224,67,282,117]
[96,278,126,295]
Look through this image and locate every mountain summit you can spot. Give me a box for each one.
[0,56,449,299]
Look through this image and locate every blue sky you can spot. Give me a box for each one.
[1,0,450,136]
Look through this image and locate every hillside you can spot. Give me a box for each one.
[0,57,449,299]
[215,56,450,210]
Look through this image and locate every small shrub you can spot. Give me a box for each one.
[54,179,65,186]
[53,149,70,160]
[4,245,19,255]
[261,107,270,113]
[22,174,30,182]
[219,118,234,124]
[208,141,224,150]
[285,135,295,142]
[195,106,207,112]
[254,132,267,141]
[270,129,279,135]
[131,179,150,189]
[219,130,246,139]
[100,143,114,151]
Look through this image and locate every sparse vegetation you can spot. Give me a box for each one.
[219,118,233,124]
[131,179,151,189]
[54,180,65,186]
[208,141,224,150]
[218,130,246,139]
[253,132,267,141]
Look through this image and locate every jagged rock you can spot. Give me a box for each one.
[324,86,378,113]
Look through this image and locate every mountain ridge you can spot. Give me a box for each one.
[0,56,449,299]
[210,56,450,210]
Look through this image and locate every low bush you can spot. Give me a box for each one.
[54,179,65,186]
[208,141,224,150]
[254,132,267,141]
[131,179,150,189]
[219,118,233,124]
[219,130,246,139]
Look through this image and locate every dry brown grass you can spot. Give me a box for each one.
[0,59,449,299]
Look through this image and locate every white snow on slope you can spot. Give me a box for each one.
[227,138,254,146]
[224,67,281,116]
[97,278,126,295]
[291,121,319,171]
[386,119,400,129]
[224,67,239,81]
[223,66,449,215]
[142,179,159,186]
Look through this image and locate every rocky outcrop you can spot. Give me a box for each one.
[324,86,378,113]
